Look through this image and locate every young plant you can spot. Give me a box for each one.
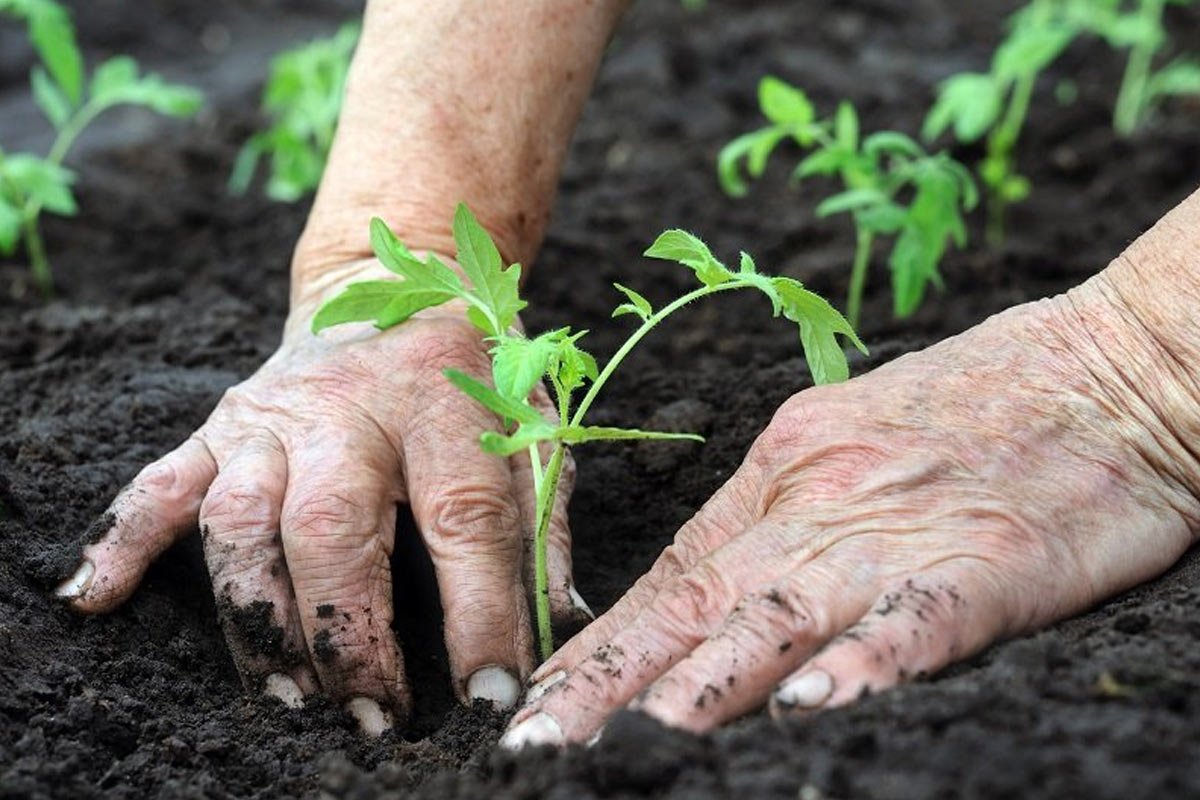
[718,77,977,328]
[1078,0,1200,135]
[922,0,1083,245]
[0,0,202,296]
[312,204,866,660]
[229,22,360,202]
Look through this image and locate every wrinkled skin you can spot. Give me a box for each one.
[56,261,586,731]
[504,272,1200,746]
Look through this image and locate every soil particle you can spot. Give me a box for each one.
[313,629,338,664]
[317,603,336,619]
[221,598,285,658]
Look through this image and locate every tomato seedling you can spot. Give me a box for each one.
[719,77,976,328]
[230,22,359,202]
[0,0,202,297]
[313,204,865,659]
[1079,0,1200,136]
[923,0,1083,246]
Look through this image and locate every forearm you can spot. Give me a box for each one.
[291,0,628,310]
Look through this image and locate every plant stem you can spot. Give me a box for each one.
[1114,0,1165,137]
[985,71,1036,247]
[532,444,566,660]
[570,282,741,426]
[846,226,873,328]
[23,210,52,298]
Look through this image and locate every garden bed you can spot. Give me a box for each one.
[3,0,1200,797]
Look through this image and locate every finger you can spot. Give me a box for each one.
[404,393,532,711]
[631,560,875,732]
[199,432,317,705]
[512,384,590,639]
[526,464,762,692]
[770,563,1010,716]
[58,436,217,613]
[280,436,409,732]
[505,512,794,748]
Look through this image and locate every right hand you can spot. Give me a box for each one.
[54,258,589,735]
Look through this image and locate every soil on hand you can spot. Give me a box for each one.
[3,1,1200,798]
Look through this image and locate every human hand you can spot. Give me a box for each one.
[54,258,588,735]
[503,273,1200,747]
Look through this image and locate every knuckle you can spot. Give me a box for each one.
[200,483,277,534]
[134,455,197,507]
[425,484,522,544]
[653,561,737,639]
[729,587,822,649]
[284,492,374,539]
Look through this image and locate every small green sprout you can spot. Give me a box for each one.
[1079,0,1200,136]
[0,0,202,296]
[313,204,865,660]
[230,22,360,202]
[923,0,1082,246]
[719,77,977,328]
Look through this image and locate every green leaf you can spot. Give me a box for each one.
[1149,58,1200,99]
[558,426,705,446]
[89,57,203,117]
[922,73,1002,143]
[611,282,653,321]
[758,76,813,126]
[643,229,733,287]
[856,201,908,234]
[310,280,457,333]
[25,0,83,106]
[863,131,923,160]
[717,128,786,197]
[550,330,598,394]
[368,217,464,294]
[773,277,866,385]
[793,147,849,181]
[491,333,556,402]
[228,138,264,195]
[2,154,75,214]
[835,101,859,151]
[452,203,526,336]
[815,188,888,218]
[31,66,70,129]
[739,252,757,274]
[444,368,547,427]
[480,425,556,457]
[0,197,20,255]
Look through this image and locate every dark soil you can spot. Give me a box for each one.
[4,1,1200,798]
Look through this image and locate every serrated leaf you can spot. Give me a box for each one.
[453,203,526,336]
[922,73,1001,143]
[444,369,547,427]
[739,252,757,274]
[773,277,866,385]
[31,66,70,129]
[856,201,908,234]
[310,280,456,333]
[491,333,556,402]
[90,57,203,117]
[558,426,705,445]
[815,188,888,218]
[611,282,653,321]
[758,76,813,126]
[480,425,556,457]
[793,147,848,181]
[368,216,465,295]
[643,229,733,287]
[551,330,598,393]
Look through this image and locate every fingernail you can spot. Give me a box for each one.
[568,585,595,619]
[524,669,566,704]
[499,712,564,750]
[54,560,95,599]
[467,665,521,710]
[346,697,393,736]
[774,670,834,710]
[263,673,304,709]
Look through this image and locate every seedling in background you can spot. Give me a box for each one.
[230,22,359,202]
[719,77,976,328]
[0,0,202,296]
[313,204,865,660]
[1079,0,1200,136]
[923,0,1083,246]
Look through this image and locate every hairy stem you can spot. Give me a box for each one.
[533,444,566,660]
[846,225,873,328]
[1114,0,1165,137]
[23,210,52,298]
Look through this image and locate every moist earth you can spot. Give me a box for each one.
[3,0,1200,798]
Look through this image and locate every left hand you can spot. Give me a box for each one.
[500,277,1200,747]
